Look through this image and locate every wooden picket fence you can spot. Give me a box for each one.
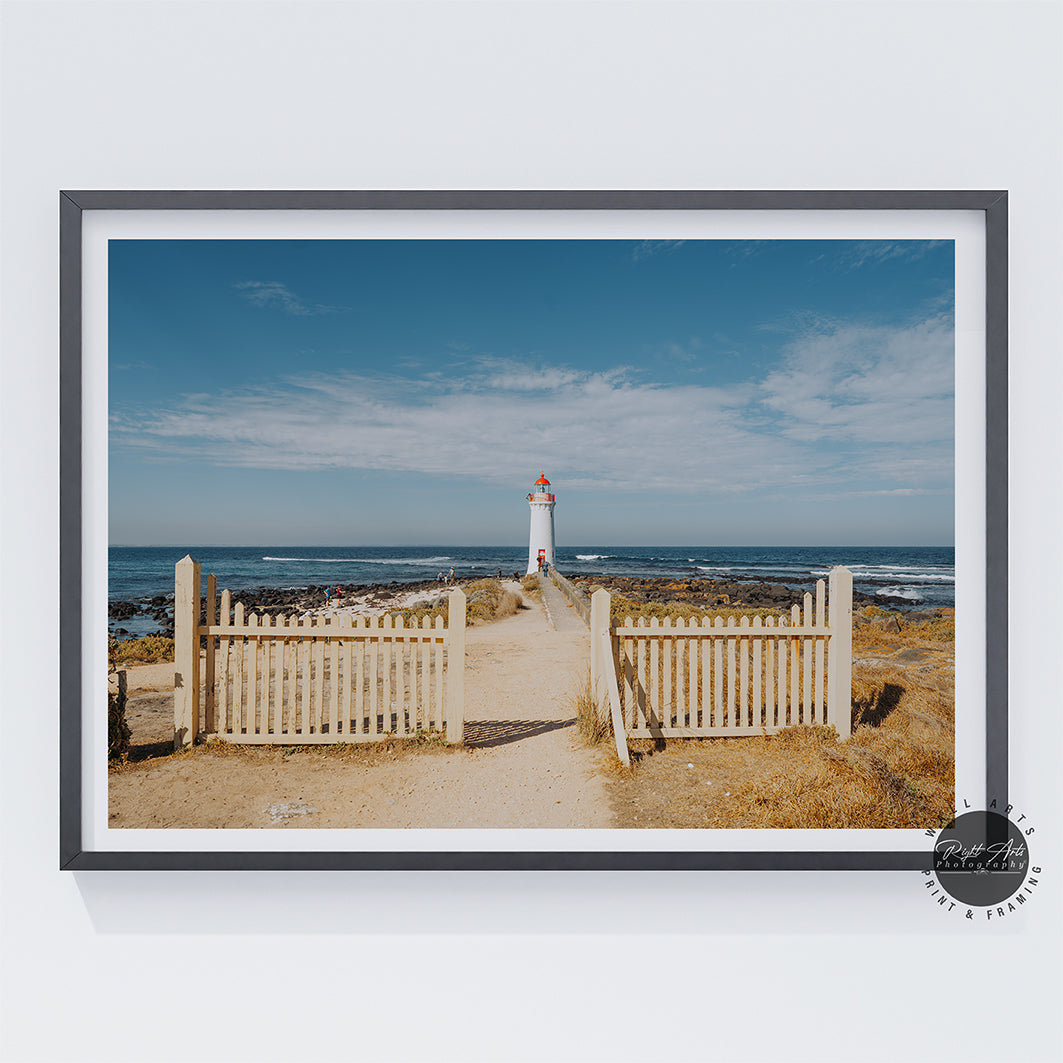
[173,556,465,749]
[590,566,853,751]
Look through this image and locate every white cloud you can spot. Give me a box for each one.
[631,240,685,262]
[113,368,792,492]
[835,240,950,271]
[470,358,591,392]
[234,281,343,316]
[758,313,954,447]
[112,314,955,498]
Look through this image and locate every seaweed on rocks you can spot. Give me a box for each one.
[567,574,914,612]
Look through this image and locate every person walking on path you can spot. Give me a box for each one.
[448,567,455,585]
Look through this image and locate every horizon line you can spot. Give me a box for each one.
[109,543,957,550]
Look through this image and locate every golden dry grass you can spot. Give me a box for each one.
[606,616,954,829]
[573,670,610,745]
[602,592,790,626]
[110,634,175,665]
[390,578,523,627]
[108,730,461,775]
[520,573,542,597]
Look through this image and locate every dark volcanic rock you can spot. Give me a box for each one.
[215,579,443,618]
[568,573,916,612]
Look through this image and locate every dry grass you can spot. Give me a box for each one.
[107,637,131,760]
[108,730,460,775]
[520,573,542,597]
[110,634,175,665]
[856,605,955,644]
[600,593,789,627]
[607,624,955,829]
[573,670,609,745]
[389,578,524,627]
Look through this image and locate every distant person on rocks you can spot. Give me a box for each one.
[448,567,455,585]
[497,568,503,579]
[324,587,331,604]
[513,571,520,581]
[437,571,445,583]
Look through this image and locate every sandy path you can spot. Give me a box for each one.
[109,583,613,829]
[537,572,589,633]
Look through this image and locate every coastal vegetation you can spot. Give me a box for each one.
[602,604,954,829]
[574,671,610,745]
[109,571,954,830]
[109,730,458,774]
[389,578,524,627]
[603,592,789,626]
[107,637,131,760]
[110,633,175,666]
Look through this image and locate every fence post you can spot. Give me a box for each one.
[174,554,201,750]
[590,589,611,728]
[446,587,466,744]
[204,573,217,733]
[827,566,853,740]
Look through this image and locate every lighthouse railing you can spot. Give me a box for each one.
[547,568,591,626]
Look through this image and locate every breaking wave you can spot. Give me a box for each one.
[876,586,923,600]
[263,556,451,564]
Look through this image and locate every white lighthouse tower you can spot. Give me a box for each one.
[526,472,557,575]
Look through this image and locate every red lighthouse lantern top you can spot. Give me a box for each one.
[528,472,555,503]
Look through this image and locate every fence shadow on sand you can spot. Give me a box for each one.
[463,718,575,749]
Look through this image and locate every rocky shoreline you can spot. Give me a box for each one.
[109,571,946,639]
[107,578,450,639]
[566,572,941,614]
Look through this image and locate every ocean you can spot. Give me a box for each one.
[110,545,955,635]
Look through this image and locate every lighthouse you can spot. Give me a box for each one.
[526,472,557,575]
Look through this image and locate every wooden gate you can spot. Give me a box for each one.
[173,556,465,748]
[590,566,853,750]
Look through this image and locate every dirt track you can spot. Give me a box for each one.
[109,583,613,829]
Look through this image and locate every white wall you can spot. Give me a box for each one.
[2,2,1060,1061]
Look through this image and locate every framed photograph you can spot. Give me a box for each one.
[60,190,1007,870]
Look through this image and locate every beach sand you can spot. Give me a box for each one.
[109,580,613,829]
[108,578,954,830]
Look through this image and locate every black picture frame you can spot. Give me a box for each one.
[60,189,1008,870]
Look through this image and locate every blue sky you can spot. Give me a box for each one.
[109,238,955,546]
